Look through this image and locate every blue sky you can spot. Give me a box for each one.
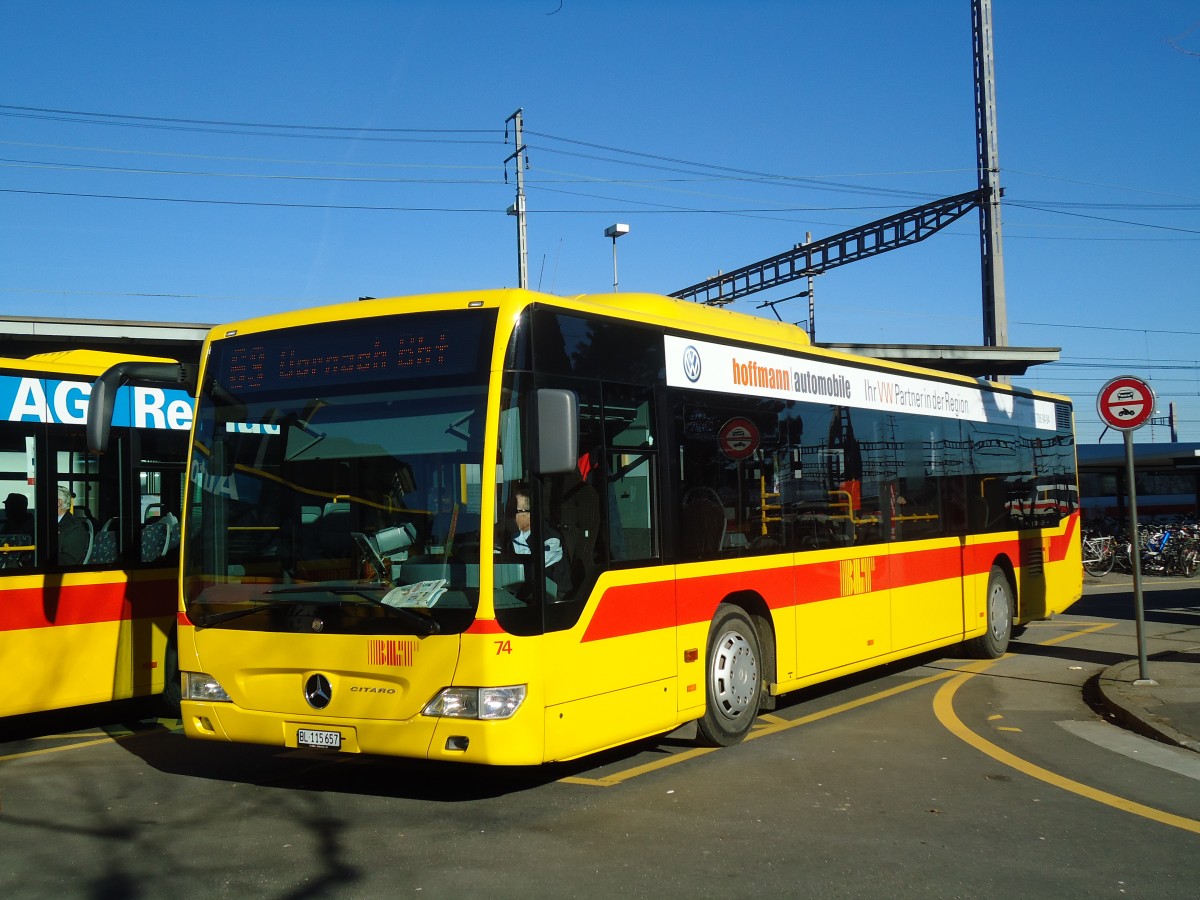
[1,1,1197,445]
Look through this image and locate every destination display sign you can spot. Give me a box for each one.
[214,309,496,394]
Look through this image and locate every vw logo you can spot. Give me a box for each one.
[304,673,333,710]
[682,345,702,382]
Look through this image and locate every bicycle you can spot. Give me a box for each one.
[1082,530,1115,577]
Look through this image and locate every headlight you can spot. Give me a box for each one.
[422,685,526,720]
[183,672,231,702]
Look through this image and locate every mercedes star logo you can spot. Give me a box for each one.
[304,673,333,710]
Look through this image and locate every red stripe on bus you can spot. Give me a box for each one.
[0,579,176,632]
[582,516,1079,643]
[890,545,962,589]
[1052,511,1079,560]
[580,581,677,643]
[677,565,795,624]
[466,618,507,634]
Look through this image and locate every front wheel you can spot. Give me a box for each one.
[963,566,1014,659]
[696,605,763,747]
[156,631,181,718]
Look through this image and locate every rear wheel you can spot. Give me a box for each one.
[964,566,1014,659]
[696,605,763,747]
[1083,542,1114,577]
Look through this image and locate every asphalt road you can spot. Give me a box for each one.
[2,584,1198,899]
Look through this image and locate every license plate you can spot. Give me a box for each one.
[297,728,342,750]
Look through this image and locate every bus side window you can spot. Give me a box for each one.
[53,431,119,569]
[604,384,657,564]
[0,431,38,570]
[135,429,186,565]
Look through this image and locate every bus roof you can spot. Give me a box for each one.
[0,349,182,379]
[205,288,1072,405]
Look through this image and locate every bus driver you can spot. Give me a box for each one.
[506,488,568,597]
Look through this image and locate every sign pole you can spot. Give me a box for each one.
[1122,429,1153,684]
[1096,375,1157,686]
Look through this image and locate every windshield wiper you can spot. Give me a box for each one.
[192,601,277,628]
[264,585,441,635]
[192,585,440,635]
[191,587,351,628]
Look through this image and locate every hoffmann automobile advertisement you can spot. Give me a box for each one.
[664,335,1057,432]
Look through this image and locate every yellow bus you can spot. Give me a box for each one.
[88,289,1081,764]
[0,350,191,719]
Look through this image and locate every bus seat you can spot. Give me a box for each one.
[141,520,169,562]
[316,502,353,557]
[80,517,95,564]
[682,487,726,559]
[91,530,119,565]
[0,532,33,568]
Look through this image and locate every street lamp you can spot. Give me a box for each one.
[604,223,630,292]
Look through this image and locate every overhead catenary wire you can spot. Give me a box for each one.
[3,102,1197,236]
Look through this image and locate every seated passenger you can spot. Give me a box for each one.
[2,492,34,537]
[0,492,35,566]
[57,486,88,566]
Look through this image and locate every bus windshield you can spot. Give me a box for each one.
[185,310,496,635]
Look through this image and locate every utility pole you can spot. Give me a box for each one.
[805,232,815,342]
[505,109,529,289]
[973,0,1008,349]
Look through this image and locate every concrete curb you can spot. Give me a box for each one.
[1097,658,1200,754]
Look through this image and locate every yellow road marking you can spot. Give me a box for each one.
[0,736,117,763]
[0,721,181,764]
[562,669,960,787]
[934,673,1200,834]
[1035,621,1116,644]
[560,745,721,785]
[933,621,1200,836]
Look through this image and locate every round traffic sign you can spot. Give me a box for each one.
[718,417,760,460]
[1097,376,1155,431]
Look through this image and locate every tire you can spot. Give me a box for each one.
[696,605,763,747]
[157,632,182,718]
[1180,549,1200,579]
[964,566,1014,659]
[1083,548,1114,578]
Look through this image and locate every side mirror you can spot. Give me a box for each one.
[534,388,578,475]
[87,361,197,454]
